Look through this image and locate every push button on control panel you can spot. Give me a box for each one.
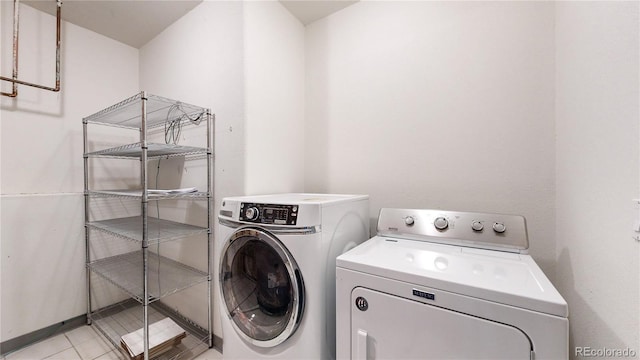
[493,222,506,233]
[245,207,259,220]
[434,217,449,230]
[471,221,484,232]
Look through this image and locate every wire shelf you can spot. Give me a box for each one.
[87,216,208,245]
[90,299,209,360]
[87,251,208,304]
[88,189,209,201]
[86,142,209,159]
[83,92,209,130]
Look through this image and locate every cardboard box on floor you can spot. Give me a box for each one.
[120,318,187,360]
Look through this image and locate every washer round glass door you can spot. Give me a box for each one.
[219,227,305,347]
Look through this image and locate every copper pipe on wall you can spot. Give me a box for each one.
[1,0,62,97]
[2,0,20,97]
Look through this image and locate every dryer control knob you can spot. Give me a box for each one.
[471,221,484,232]
[405,216,415,226]
[434,217,449,230]
[493,222,506,233]
[245,207,259,220]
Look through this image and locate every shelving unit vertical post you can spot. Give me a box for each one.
[206,110,213,349]
[83,104,91,326]
[140,92,150,360]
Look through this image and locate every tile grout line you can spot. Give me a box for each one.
[68,327,110,360]
[39,334,74,360]
[63,333,83,360]
[7,333,72,360]
[89,339,110,360]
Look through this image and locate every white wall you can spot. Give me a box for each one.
[307,0,640,355]
[138,0,246,211]
[555,2,639,357]
[244,1,305,195]
[139,0,245,341]
[305,1,557,274]
[0,2,139,341]
[139,0,305,340]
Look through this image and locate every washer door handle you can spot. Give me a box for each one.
[356,329,368,360]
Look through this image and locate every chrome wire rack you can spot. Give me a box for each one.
[83,91,213,360]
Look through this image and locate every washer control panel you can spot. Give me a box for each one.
[377,208,529,253]
[239,202,298,225]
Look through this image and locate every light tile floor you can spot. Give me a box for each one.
[0,326,222,360]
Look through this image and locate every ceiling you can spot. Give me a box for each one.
[280,1,358,25]
[23,1,202,48]
[22,0,359,49]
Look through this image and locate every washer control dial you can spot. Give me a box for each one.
[493,222,506,233]
[245,207,259,221]
[405,216,415,226]
[434,217,449,230]
[471,221,484,232]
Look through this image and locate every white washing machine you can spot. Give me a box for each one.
[336,208,568,360]
[218,193,369,359]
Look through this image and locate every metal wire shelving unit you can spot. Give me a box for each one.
[83,91,213,360]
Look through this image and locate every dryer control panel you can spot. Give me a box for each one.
[377,208,529,253]
[240,202,298,225]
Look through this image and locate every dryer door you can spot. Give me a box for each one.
[220,227,305,348]
[351,287,532,359]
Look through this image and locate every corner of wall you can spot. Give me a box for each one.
[243,1,305,195]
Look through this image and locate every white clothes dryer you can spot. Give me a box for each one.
[218,194,369,359]
[336,208,569,360]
